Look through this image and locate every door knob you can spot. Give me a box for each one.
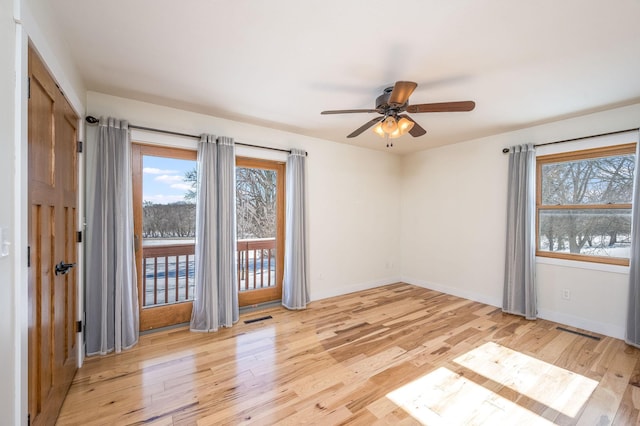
[55,261,76,276]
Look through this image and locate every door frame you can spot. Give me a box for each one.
[236,156,286,306]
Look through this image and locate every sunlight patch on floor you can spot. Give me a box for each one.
[454,341,598,418]
[387,366,556,425]
[387,342,600,424]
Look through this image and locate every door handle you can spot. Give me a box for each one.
[55,261,76,276]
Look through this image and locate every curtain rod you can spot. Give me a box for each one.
[85,116,306,156]
[501,127,639,154]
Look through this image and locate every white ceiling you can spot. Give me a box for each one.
[47,0,640,154]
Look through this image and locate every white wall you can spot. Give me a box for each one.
[87,91,403,301]
[401,103,640,339]
[22,0,85,113]
[1,0,18,424]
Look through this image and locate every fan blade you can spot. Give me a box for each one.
[399,114,427,137]
[347,116,383,138]
[321,109,378,115]
[406,101,475,113]
[388,81,418,106]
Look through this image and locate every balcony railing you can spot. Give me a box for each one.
[142,244,195,307]
[237,238,277,291]
[142,237,276,308]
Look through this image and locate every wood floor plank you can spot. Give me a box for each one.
[56,283,640,425]
[577,343,639,425]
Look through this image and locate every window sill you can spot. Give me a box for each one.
[535,256,630,274]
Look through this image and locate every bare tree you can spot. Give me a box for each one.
[142,171,197,239]
[236,167,277,239]
[142,202,196,238]
[180,166,277,240]
[184,168,197,202]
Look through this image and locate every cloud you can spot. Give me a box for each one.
[143,194,188,204]
[170,183,193,191]
[143,167,179,175]
[155,174,184,184]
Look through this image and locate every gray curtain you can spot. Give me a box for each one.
[85,117,139,355]
[282,149,309,309]
[190,135,238,331]
[503,144,537,319]
[626,136,640,347]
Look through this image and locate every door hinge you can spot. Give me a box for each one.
[76,320,82,333]
[76,231,82,243]
[27,246,30,267]
[27,413,30,426]
[27,77,30,100]
[77,141,83,153]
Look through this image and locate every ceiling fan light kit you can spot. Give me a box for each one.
[372,116,414,139]
[321,80,475,147]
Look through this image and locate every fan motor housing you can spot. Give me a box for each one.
[375,87,393,110]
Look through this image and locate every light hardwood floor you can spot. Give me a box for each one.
[57,283,640,425]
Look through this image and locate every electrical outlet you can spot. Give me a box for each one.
[562,289,571,300]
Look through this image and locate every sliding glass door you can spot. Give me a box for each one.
[132,148,285,329]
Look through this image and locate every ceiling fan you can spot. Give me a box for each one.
[321,81,475,145]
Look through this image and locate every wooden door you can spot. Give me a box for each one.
[28,45,79,426]
[132,144,197,330]
[236,157,285,307]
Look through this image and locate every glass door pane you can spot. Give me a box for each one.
[132,144,197,330]
[142,155,197,307]
[236,157,285,306]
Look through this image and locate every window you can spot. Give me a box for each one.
[536,143,636,266]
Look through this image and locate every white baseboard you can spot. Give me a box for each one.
[310,277,400,302]
[537,309,625,340]
[402,276,502,308]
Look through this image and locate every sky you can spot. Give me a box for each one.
[143,155,197,204]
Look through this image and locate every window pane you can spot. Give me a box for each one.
[236,167,277,239]
[142,156,197,246]
[141,155,197,307]
[541,154,635,205]
[538,209,631,258]
[236,165,278,293]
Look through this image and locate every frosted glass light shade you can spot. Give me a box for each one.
[398,117,414,133]
[382,116,398,133]
[388,117,415,138]
[373,116,415,139]
[372,122,386,137]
